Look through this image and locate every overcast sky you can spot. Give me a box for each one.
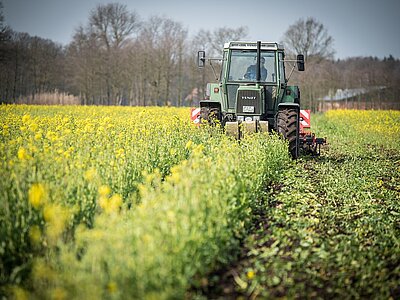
[3,0,400,59]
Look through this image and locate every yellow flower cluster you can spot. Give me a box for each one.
[1,105,199,258]
[43,203,70,245]
[28,183,47,208]
[325,109,400,137]
[98,185,123,214]
[26,182,70,246]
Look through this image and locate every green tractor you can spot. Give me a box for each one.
[196,41,325,158]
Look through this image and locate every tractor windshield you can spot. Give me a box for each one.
[228,50,276,83]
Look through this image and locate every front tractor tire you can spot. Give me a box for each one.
[200,107,221,126]
[277,107,300,159]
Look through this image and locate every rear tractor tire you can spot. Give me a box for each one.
[277,108,300,159]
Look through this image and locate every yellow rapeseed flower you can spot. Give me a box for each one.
[43,204,70,244]
[169,148,177,156]
[185,140,193,150]
[29,122,38,132]
[246,270,255,280]
[110,194,122,206]
[84,168,97,182]
[167,164,181,184]
[22,114,31,123]
[34,132,42,140]
[115,148,125,159]
[99,194,123,214]
[192,143,205,156]
[17,147,29,160]
[98,185,111,197]
[98,196,108,210]
[28,183,46,209]
[46,130,58,142]
[2,124,9,135]
[43,204,56,223]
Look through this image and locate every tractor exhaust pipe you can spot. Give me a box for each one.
[256,40,261,83]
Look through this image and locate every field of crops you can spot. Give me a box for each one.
[0,105,399,299]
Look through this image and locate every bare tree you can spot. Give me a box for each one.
[88,3,140,105]
[156,17,187,105]
[129,16,187,106]
[0,30,66,104]
[281,18,335,110]
[282,17,334,61]
[89,3,140,50]
[194,26,248,57]
[67,26,103,104]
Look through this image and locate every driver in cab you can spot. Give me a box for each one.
[244,57,267,81]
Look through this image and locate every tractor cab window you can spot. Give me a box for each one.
[220,51,228,81]
[228,50,276,83]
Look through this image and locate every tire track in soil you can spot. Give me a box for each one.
[189,181,288,299]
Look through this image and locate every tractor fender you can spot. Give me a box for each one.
[199,101,221,110]
[277,102,300,114]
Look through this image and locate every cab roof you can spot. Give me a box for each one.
[224,41,284,51]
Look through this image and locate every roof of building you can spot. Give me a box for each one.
[319,86,386,101]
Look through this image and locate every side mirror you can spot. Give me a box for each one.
[297,54,305,71]
[197,51,206,68]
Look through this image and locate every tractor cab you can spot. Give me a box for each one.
[221,42,286,127]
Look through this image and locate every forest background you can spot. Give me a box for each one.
[1,2,399,111]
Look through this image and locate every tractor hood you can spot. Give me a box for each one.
[236,85,264,116]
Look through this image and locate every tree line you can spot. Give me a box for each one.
[0,3,399,109]
[282,17,400,110]
[0,2,246,106]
